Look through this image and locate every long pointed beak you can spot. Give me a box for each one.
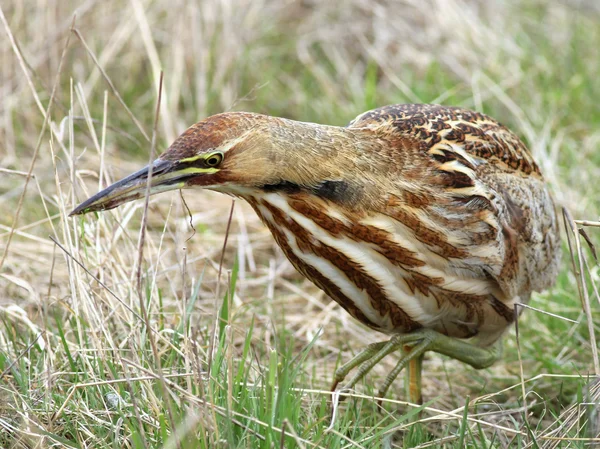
[69,159,188,216]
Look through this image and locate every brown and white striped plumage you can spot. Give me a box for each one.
[98,104,562,348]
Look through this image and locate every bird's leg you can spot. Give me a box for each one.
[333,329,502,400]
[331,341,388,391]
[405,345,424,405]
[372,340,428,402]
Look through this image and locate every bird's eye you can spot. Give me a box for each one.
[205,152,223,167]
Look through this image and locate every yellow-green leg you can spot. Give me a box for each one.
[332,328,501,401]
[405,346,424,405]
[331,341,387,392]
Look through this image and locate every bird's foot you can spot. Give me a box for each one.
[331,328,501,402]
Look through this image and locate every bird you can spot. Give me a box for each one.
[70,104,560,404]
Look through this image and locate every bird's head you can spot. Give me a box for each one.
[69,112,289,216]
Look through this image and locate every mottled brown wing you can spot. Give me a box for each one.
[349,104,560,302]
[348,104,541,178]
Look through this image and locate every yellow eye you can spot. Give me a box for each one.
[205,152,223,167]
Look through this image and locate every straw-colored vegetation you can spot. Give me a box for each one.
[1,0,599,447]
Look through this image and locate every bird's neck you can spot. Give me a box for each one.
[218,114,408,210]
[223,117,386,210]
[267,117,379,183]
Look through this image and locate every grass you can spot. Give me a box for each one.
[1,0,600,447]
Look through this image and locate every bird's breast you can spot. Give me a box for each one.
[244,191,515,343]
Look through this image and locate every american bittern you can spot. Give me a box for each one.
[70,104,560,403]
